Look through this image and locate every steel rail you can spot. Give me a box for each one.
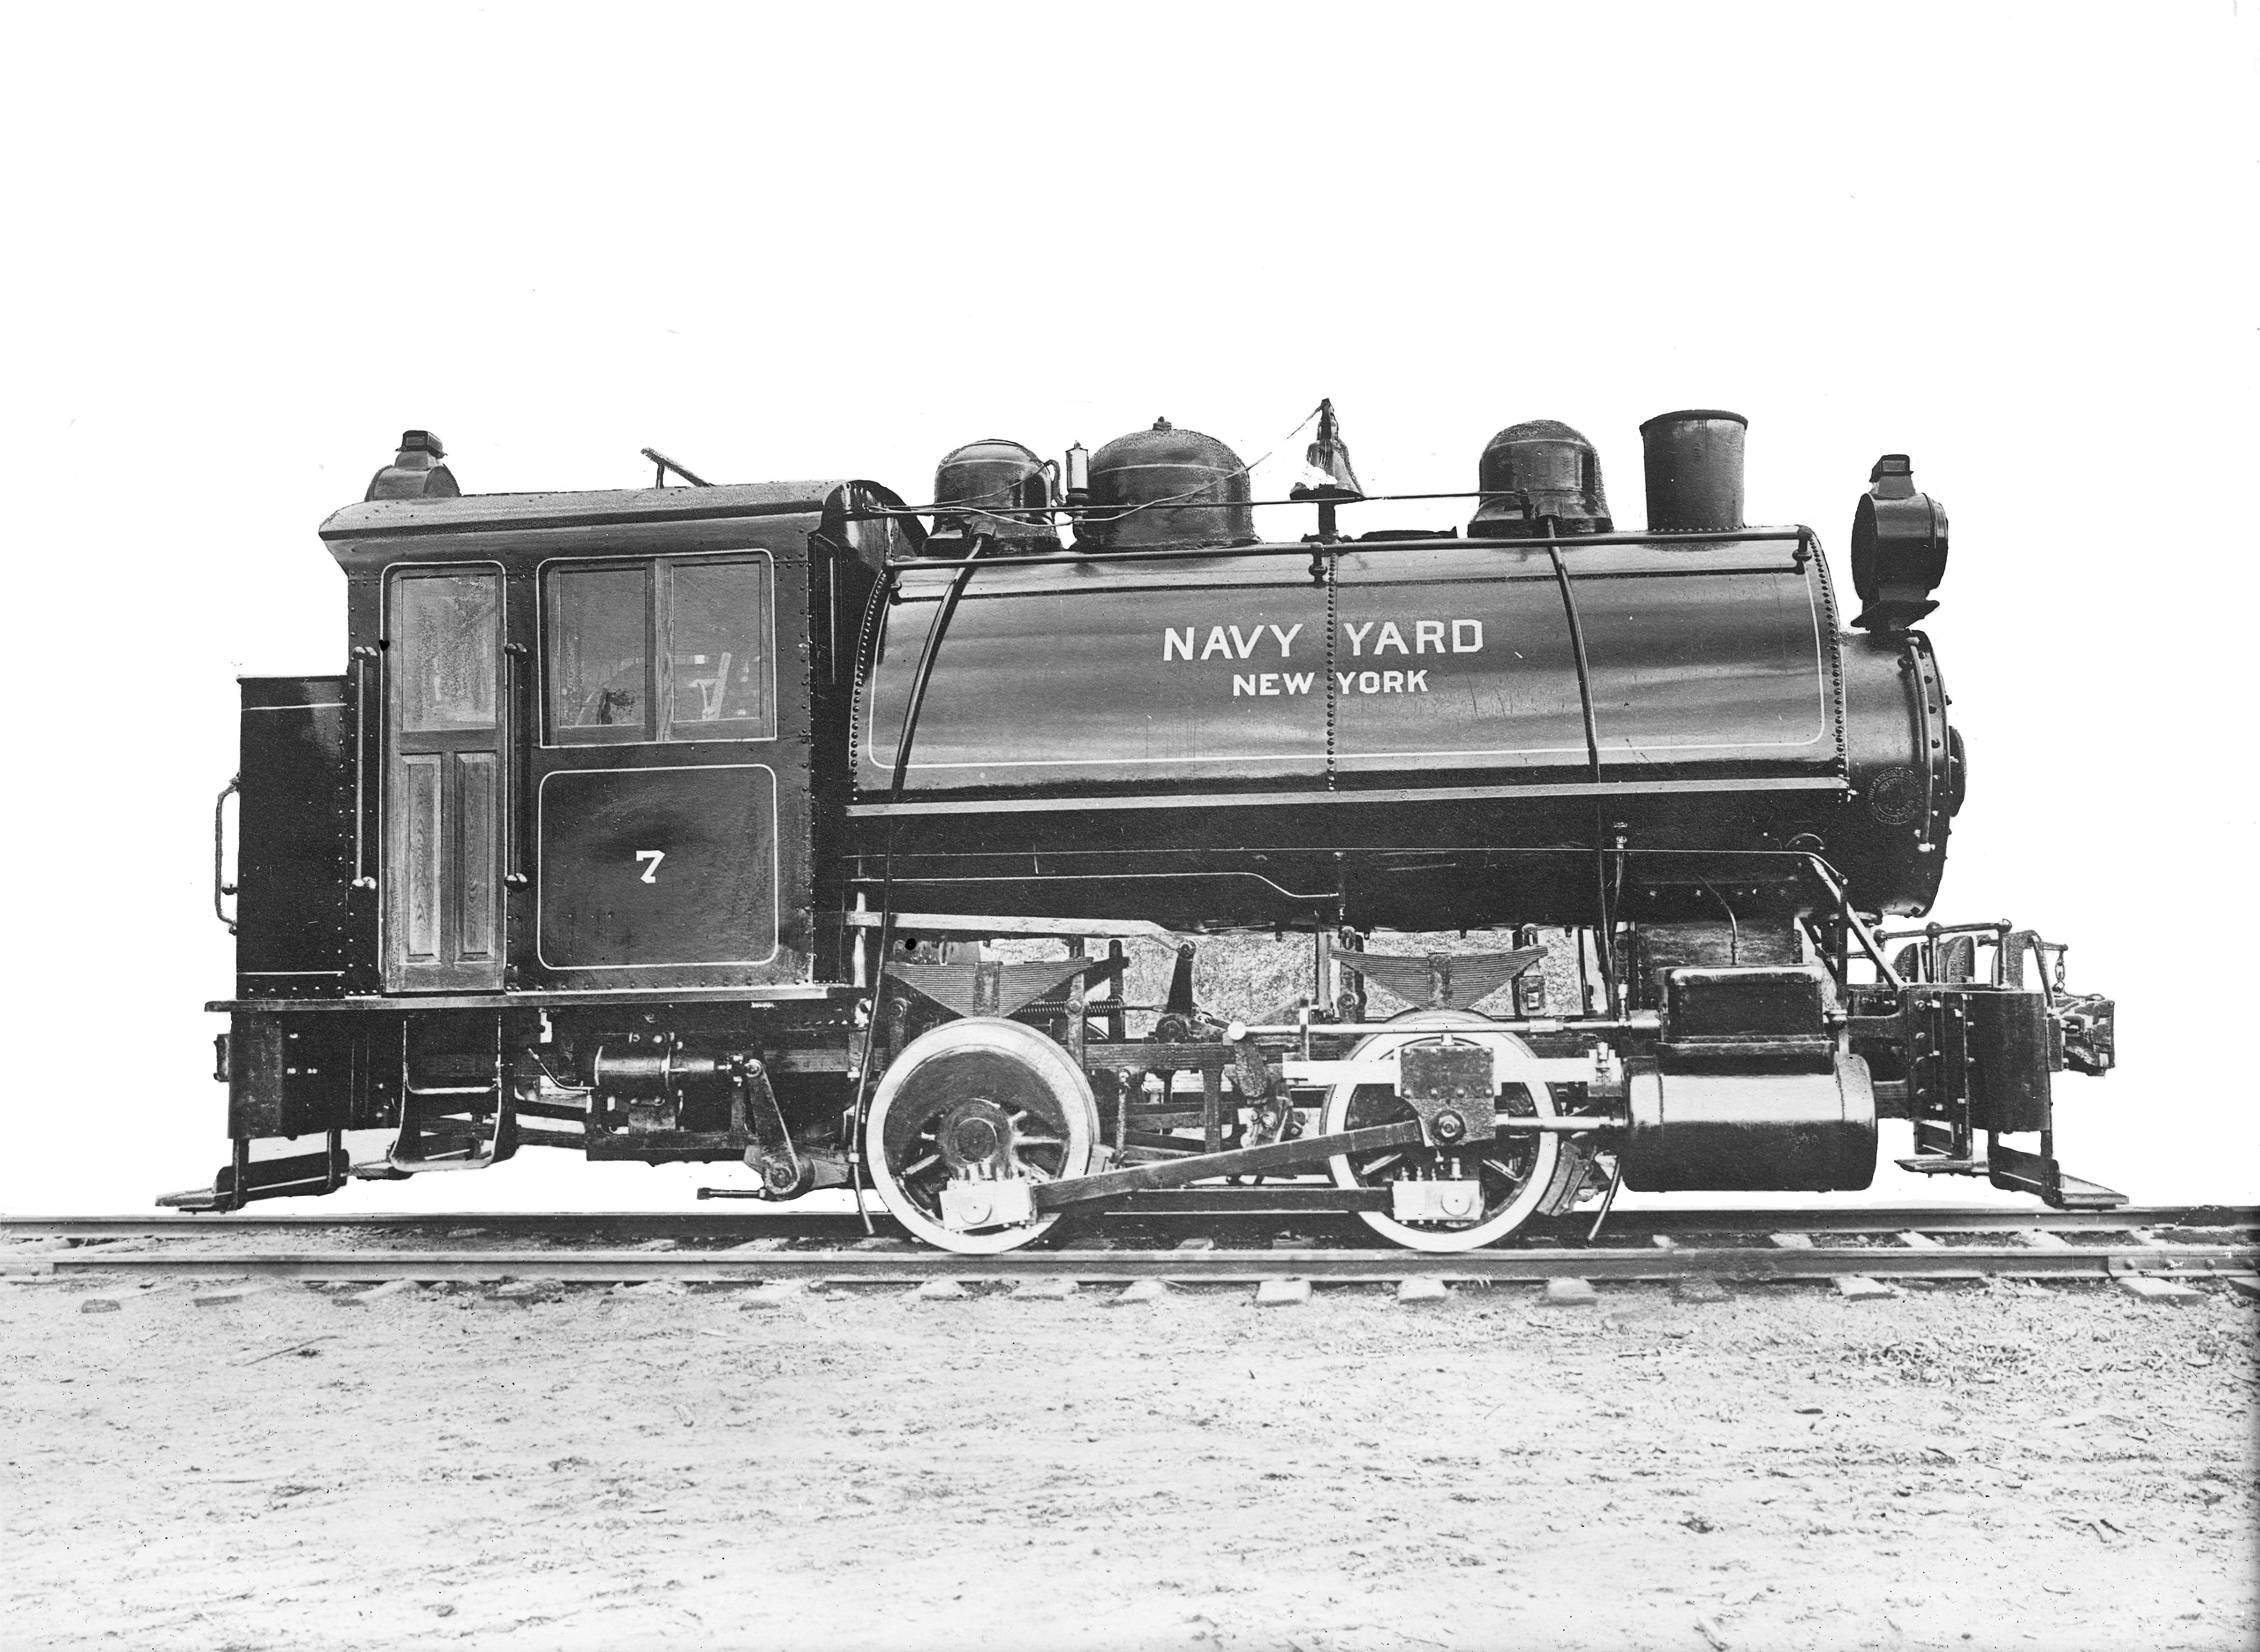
[19,1243,2255,1286]
[4,1206,2251,1241]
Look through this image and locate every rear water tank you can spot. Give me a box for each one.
[1077,419,1255,551]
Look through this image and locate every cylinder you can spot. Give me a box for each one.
[1640,410,1747,533]
[1620,1056,1877,1192]
[1078,419,1255,551]
[1467,420,1611,539]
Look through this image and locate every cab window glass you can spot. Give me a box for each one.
[395,572,498,732]
[665,559,774,740]
[547,565,650,741]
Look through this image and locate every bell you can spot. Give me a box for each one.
[1290,398,1364,502]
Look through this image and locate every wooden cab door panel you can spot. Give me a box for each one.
[385,568,506,992]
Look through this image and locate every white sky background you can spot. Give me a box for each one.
[2,3,2253,1214]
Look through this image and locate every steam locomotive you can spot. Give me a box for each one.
[185,405,2119,1249]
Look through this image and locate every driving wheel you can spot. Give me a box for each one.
[1321,1009,1560,1252]
[864,1016,1098,1254]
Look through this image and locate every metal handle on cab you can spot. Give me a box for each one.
[212,774,239,934]
[502,642,529,889]
[349,645,379,893]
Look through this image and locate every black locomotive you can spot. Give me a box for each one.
[186,406,2119,1249]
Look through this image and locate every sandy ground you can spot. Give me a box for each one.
[2,1266,2252,1652]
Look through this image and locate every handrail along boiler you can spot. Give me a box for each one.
[187,410,2120,1244]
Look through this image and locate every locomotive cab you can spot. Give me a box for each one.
[192,456,912,1208]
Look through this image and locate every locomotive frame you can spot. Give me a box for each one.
[186,413,2121,1248]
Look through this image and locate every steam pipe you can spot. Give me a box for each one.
[848,535,996,1227]
[1542,519,1621,1019]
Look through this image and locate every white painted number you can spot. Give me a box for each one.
[636,850,665,884]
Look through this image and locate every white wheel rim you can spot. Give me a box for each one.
[1322,1010,1560,1253]
[864,1016,1096,1255]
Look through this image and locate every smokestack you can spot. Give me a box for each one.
[1640,410,1747,533]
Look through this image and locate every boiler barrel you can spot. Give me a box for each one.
[847,533,1945,927]
[861,537,1830,791]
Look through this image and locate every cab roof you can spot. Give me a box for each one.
[319,480,861,543]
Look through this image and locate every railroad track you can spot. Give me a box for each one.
[5,1206,2253,1288]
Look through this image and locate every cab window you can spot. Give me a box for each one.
[665,560,775,739]
[544,555,775,744]
[547,564,649,741]
[394,571,499,732]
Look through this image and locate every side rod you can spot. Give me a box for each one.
[1032,1115,1621,1211]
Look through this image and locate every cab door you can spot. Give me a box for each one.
[384,566,507,992]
